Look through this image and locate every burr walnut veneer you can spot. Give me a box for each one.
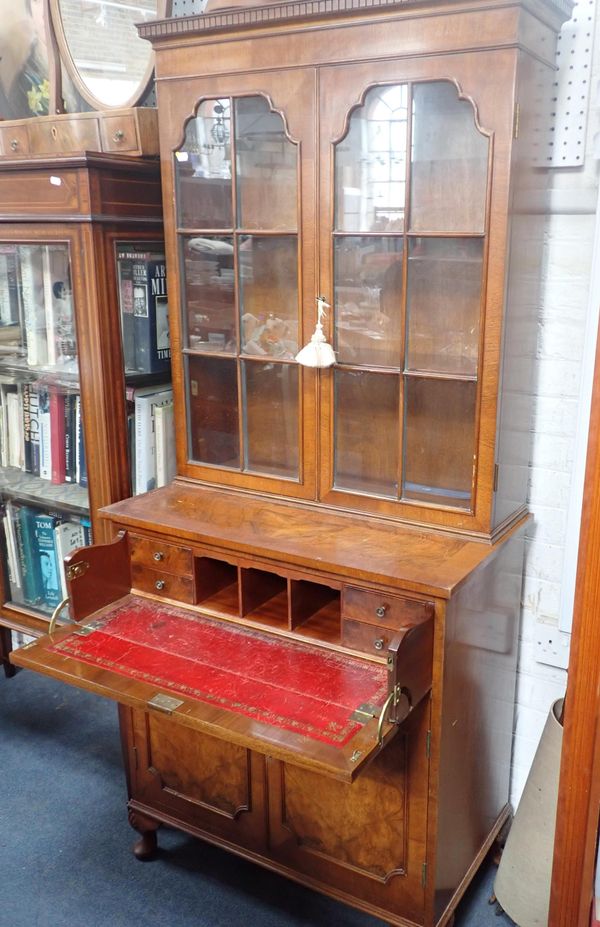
[12,0,572,925]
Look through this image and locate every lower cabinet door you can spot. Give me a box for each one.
[126,707,268,851]
[266,701,430,924]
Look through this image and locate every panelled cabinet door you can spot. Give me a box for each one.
[169,70,318,500]
[317,57,510,530]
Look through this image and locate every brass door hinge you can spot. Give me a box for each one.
[426,730,431,759]
[422,862,428,887]
[513,102,520,139]
[493,462,500,492]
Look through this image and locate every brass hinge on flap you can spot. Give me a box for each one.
[147,693,184,715]
[350,702,380,724]
[66,561,90,582]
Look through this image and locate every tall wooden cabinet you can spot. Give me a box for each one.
[12,2,572,926]
[0,152,162,672]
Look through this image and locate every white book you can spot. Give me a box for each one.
[0,254,11,326]
[42,247,57,367]
[134,386,173,495]
[3,502,22,599]
[54,521,86,597]
[19,245,48,367]
[155,401,176,488]
[6,389,23,468]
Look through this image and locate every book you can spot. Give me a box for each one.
[64,392,77,483]
[6,386,23,469]
[33,511,62,609]
[0,247,21,327]
[38,386,51,481]
[155,400,176,488]
[19,245,48,367]
[29,384,40,476]
[49,386,66,484]
[3,502,23,602]
[16,504,43,607]
[42,245,77,370]
[75,394,87,488]
[134,386,173,494]
[54,520,86,597]
[117,248,170,375]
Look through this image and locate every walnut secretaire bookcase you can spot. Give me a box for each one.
[12,1,573,925]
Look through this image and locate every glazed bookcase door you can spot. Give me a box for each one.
[318,64,496,529]
[0,237,91,619]
[170,74,317,499]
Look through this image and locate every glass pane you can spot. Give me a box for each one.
[0,243,90,618]
[239,236,298,360]
[334,369,399,496]
[406,238,483,376]
[334,236,403,367]
[235,96,298,231]
[175,99,232,230]
[182,236,236,354]
[335,84,408,233]
[243,361,298,478]
[187,355,239,467]
[403,378,476,508]
[410,82,488,233]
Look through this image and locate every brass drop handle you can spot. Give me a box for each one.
[155,579,165,591]
[10,139,19,151]
[153,551,164,561]
[375,605,388,619]
[48,597,71,635]
[113,129,124,142]
[373,638,385,651]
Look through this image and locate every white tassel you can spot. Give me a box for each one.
[295,297,336,368]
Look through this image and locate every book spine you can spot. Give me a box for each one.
[38,386,51,481]
[3,502,23,601]
[42,247,57,366]
[75,394,88,488]
[49,387,66,484]
[17,505,42,606]
[33,512,61,610]
[64,392,76,483]
[19,246,48,367]
[117,257,136,372]
[22,383,32,472]
[54,521,86,597]
[29,385,40,477]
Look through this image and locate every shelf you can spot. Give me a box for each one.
[0,469,89,515]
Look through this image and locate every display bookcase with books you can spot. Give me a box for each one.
[0,152,163,678]
[116,241,174,496]
[0,242,91,618]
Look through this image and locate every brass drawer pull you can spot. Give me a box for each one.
[155,579,165,591]
[10,138,19,151]
[113,129,125,142]
[153,551,164,561]
[375,605,388,619]
[373,638,384,651]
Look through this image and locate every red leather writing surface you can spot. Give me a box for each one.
[51,600,388,746]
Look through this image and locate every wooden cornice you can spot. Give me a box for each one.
[139,0,573,43]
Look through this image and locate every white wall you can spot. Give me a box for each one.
[510,2,600,805]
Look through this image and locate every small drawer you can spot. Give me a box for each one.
[101,114,139,152]
[0,125,29,158]
[131,563,194,604]
[27,116,101,155]
[130,535,193,576]
[342,586,433,629]
[341,619,395,656]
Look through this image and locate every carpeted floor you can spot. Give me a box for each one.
[0,669,517,927]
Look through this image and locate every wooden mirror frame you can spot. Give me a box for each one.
[49,0,171,111]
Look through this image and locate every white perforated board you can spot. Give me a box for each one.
[171,0,207,15]
[549,0,596,167]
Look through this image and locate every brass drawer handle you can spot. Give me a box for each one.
[51,126,58,140]
[373,638,384,651]
[10,138,19,151]
[153,551,164,561]
[375,605,388,619]
[155,580,165,591]
[113,129,125,142]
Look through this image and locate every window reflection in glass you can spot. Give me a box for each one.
[239,236,298,359]
[335,84,408,233]
[175,98,232,230]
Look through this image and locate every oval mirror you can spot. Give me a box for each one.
[50,0,169,110]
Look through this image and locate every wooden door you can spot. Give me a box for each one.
[157,69,318,501]
[316,52,516,535]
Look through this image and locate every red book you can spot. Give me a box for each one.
[49,387,66,485]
